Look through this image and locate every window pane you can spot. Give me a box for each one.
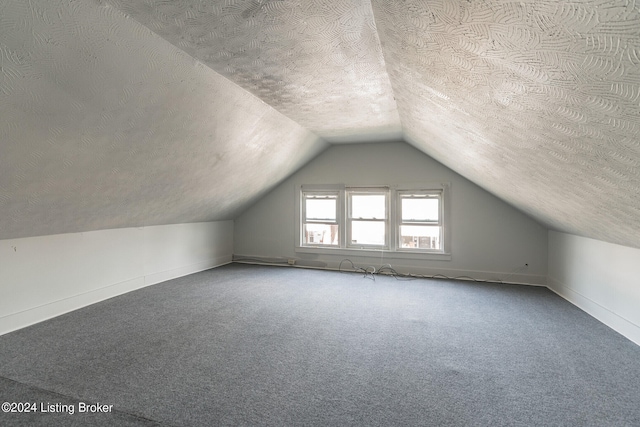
[402,197,439,221]
[400,225,441,249]
[306,197,336,221]
[304,223,339,245]
[351,195,386,219]
[350,221,385,246]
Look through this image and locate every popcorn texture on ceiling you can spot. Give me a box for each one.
[101,0,402,141]
[0,0,639,249]
[0,0,326,239]
[372,0,640,248]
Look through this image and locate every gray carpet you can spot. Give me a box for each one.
[1,263,639,426]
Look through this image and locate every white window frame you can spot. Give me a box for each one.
[346,188,390,250]
[300,189,342,248]
[295,183,451,260]
[396,189,445,253]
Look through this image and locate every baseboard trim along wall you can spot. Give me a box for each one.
[232,254,547,287]
[547,231,640,347]
[144,257,232,287]
[0,256,231,336]
[236,254,640,346]
[548,276,640,346]
[0,221,234,336]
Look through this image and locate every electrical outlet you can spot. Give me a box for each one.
[288,259,296,265]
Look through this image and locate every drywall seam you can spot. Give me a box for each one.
[548,276,640,346]
[0,256,231,336]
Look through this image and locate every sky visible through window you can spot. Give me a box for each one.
[351,195,386,219]
[306,197,336,220]
[303,190,442,250]
[402,197,438,221]
[350,194,386,246]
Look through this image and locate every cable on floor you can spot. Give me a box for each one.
[338,259,376,281]
[342,259,524,284]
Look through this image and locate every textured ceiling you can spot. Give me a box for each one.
[372,0,640,248]
[1,0,639,249]
[101,0,402,142]
[0,0,326,239]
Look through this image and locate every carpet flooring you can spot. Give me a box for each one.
[1,263,639,426]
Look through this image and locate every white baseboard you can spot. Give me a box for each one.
[0,255,232,336]
[144,256,232,286]
[373,264,547,286]
[548,276,640,346]
[233,254,547,286]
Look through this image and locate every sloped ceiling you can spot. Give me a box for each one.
[1,0,639,249]
[101,0,402,142]
[0,0,327,239]
[372,0,640,249]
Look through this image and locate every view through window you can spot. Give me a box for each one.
[398,192,442,250]
[302,192,339,246]
[348,192,388,247]
[300,186,447,253]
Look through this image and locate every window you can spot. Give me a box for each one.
[347,190,388,248]
[398,191,443,251]
[297,184,449,257]
[302,191,339,246]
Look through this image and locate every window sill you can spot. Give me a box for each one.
[295,246,451,261]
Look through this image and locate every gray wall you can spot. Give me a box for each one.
[234,142,548,285]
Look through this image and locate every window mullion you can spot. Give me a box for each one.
[300,185,447,254]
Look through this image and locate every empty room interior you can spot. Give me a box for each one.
[1,0,640,425]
